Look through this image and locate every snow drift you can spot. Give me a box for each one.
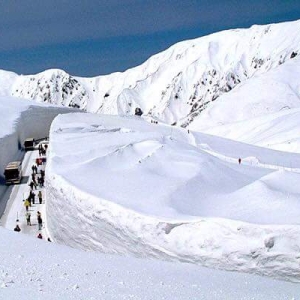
[46,112,300,281]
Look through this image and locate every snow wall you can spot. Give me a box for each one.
[0,105,76,213]
[46,114,300,283]
[46,172,300,282]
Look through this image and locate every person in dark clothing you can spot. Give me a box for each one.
[38,191,43,204]
[40,176,45,187]
[38,215,43,230]
[37,233,43,239]
[14,224,21,232]
[32,192,35,204]
[238,158,242,164]
[29,181,34,190]
[37,176,41,187]
[47,238,51,242]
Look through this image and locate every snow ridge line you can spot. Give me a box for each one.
[200,146,299,173]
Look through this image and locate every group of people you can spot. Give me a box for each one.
[24,210,43,229]
[14,141,52,241]
[38,143,48,156]
[24,190,43,211]
[29,164,45,190]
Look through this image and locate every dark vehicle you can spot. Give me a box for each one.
[4,161,22,184]
[135,107,143,116]
[24,138,35,151]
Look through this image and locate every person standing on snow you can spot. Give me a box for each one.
[37,233,43,239]
[29,181,35,191]
[38,191,43,204]
[37,214,43,230]
[30,191,35,205]
[25,212,31,226]
[24,199,30,211]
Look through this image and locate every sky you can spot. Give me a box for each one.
[0,0,299,77]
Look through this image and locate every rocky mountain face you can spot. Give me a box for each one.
[11,69,88,110]
[1,20,300,129]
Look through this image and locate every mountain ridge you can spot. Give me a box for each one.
[1,19,300,129]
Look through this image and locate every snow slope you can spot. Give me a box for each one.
[189,55,300,152]
[2,227,300,300]
[47,112,300,282]
[0,20,299,131]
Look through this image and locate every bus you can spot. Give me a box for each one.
[4,161,22,185]
[24,138,35,151]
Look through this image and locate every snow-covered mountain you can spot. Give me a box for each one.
[1,20,300,130]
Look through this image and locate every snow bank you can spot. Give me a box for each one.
[47,113,300,281]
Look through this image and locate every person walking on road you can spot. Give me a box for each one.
[37,212,43,230]
[32,191,35,205]
[40,176,44,187]
[38,191,43,204]
[29,181,34,190]
[25,212,31,226]
[24,199,30,211]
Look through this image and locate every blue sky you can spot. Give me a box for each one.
[0,0,299,77]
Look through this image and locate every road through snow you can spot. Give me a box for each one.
[0,145,49,240]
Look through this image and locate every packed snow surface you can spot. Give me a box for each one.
[1,227,300,300]
[47,113,300,282]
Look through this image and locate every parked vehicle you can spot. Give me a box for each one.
[24,138,35,151]
[4,161,22,184]
[135,107,143,116]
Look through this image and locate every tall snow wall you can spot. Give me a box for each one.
[0,105,76,215]
[46,113,300,282]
